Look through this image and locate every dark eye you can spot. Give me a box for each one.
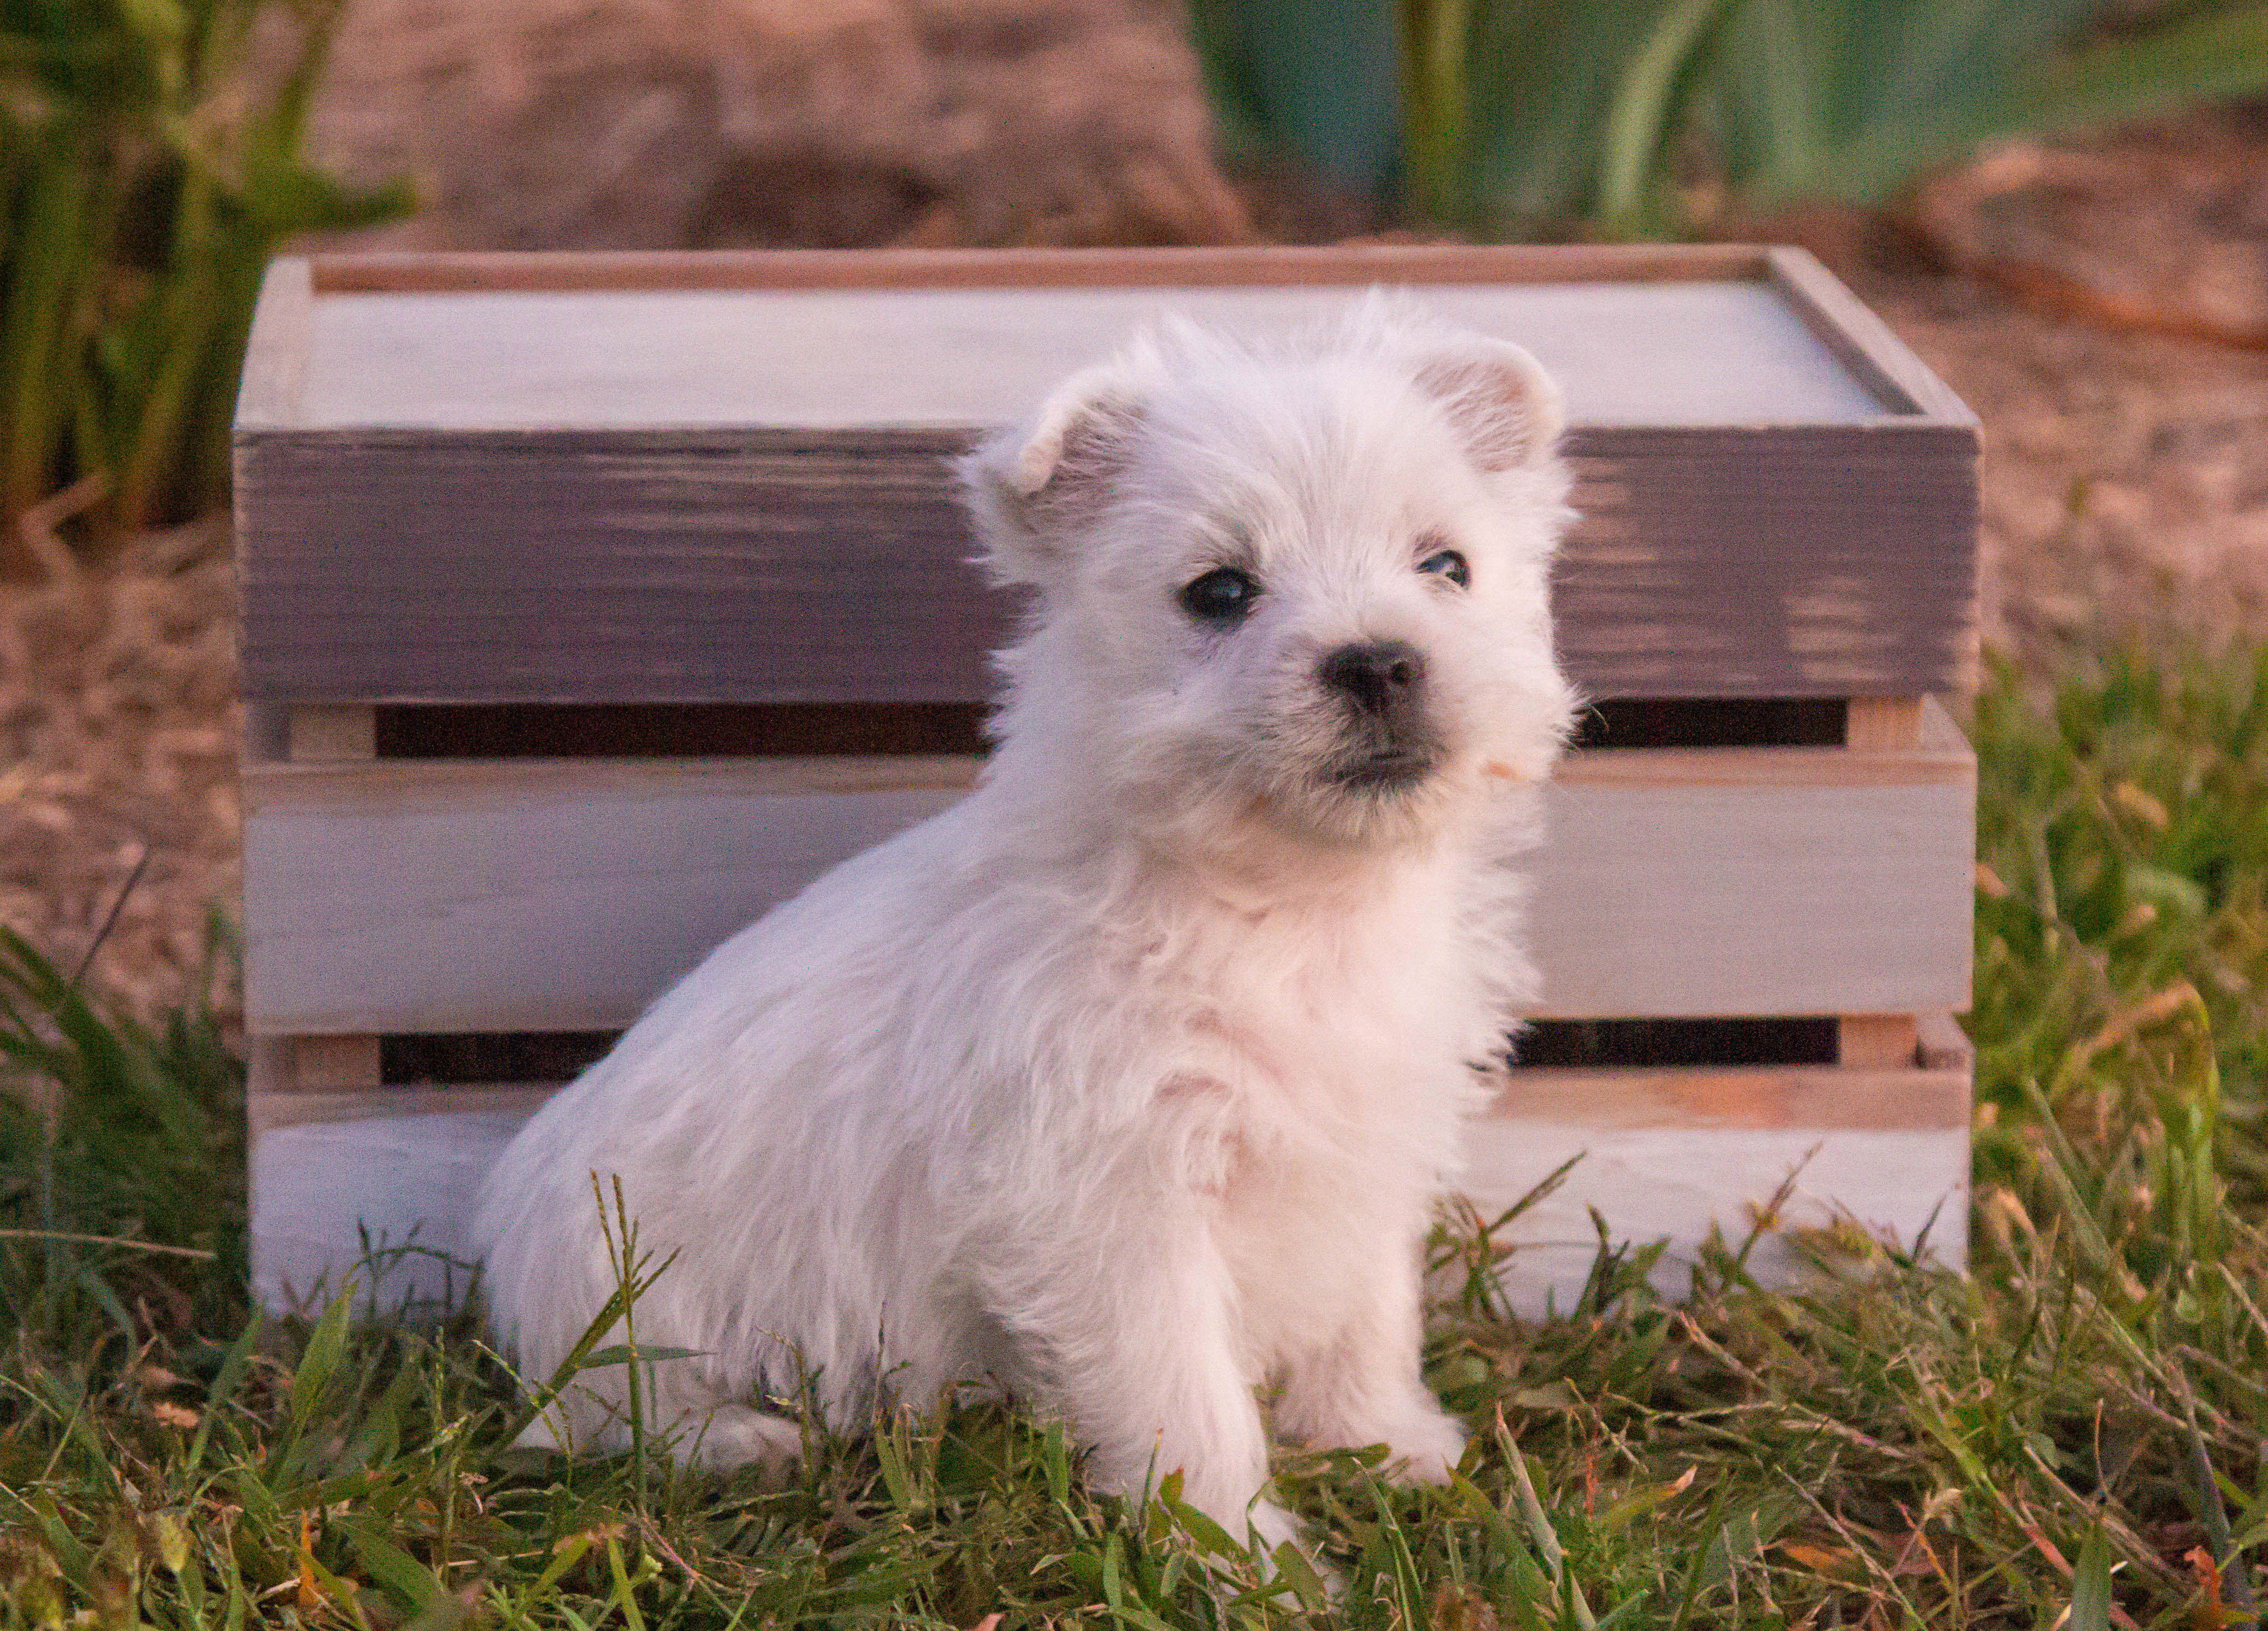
[1178,567,1260,627]
[1419,547,1471,590]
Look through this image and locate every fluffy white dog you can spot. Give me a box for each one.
[473,296,1577,1550]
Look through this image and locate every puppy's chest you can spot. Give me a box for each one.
[1160,920,1484,1167]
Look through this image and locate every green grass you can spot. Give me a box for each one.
[4,647,2266,1628]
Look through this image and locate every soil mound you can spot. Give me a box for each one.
[295,0,1251,251]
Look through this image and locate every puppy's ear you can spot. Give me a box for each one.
[1409,338,1565,474]
[958,345,1160,587]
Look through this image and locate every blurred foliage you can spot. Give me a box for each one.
[0,0,408,545]
[1192,0,2268,235]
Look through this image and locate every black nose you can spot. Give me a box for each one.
[1320,640,1426,716]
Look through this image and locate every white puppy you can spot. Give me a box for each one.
[473,296,1577,1550]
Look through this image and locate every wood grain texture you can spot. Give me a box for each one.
[240,722,1974,1034]
[248,1068,1970,1312]
[250,1086,558,1135]
[237,422,1977,704]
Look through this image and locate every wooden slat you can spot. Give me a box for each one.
[1462,1112,1968,1317]
[306,243,1779,296]
[289,706,376,762]
[237,421,1977,704]
[240,712,1974,1034]
[1845,697,1924,751]
[242,758,972,1033]
[250,1085,559,1136]
[294,282,1890,431]
[1838,1015,1922,1069]
[1528,696,1974,1018]
[233,259,314,431]
[293,1034,380,1089]
[248,1055,1971,1312]
[1500,1060,1966,1130]
[1766,248,1975,425]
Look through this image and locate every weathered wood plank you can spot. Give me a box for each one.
[240,717,1974,1034]
[1766,247,1976,425]
[289,706,376,762]
[249,1059,1971,1312]
[1837,1015,1922,1069]
[293,282,1891,431]
[233,259,314,431]
[236,422,1977,704]
[306,243,1779,296]
[1845,697,1923,751]
[1461,1117,1969,1315]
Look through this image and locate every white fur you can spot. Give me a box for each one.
[473,296,1578,1550]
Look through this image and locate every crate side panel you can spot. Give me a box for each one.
[250,1081,1969,1313]
[1530,761,1975,1018]
[251,1112,521,1313]
[1558,426,1978,698]
[243,761,969,1033]
[239,425,1977,703]
[243,744,1973,1034]
[1462,1116,1969,1314]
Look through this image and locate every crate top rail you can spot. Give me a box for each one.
[235,244,1978,709]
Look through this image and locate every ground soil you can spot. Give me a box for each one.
[6,10,2267,1021]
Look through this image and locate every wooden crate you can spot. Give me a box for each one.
[234,244,1980,1313]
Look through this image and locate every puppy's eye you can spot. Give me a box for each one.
[1418,548,1471,590]
[1178,567,1261,627]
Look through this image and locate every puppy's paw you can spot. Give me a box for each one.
[680,1404,804,1474]
[1243,1498,1304,1556]
[1377,1410,1467,1486]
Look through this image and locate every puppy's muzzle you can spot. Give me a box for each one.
[1319,640,1442,790]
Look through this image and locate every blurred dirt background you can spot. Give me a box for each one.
[4,0,2267,1020]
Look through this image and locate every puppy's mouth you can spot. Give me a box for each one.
[1326,743,1443,793]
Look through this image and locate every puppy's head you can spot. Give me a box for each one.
[960,298,1577,851]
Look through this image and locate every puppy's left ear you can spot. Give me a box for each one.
[958,343,1162,588]
[1409,338,1565,473]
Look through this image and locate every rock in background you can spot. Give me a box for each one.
[291,0,1251,250]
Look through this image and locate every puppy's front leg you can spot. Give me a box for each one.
[1276,1229,1466,1483]
[983,1204,1294,1551]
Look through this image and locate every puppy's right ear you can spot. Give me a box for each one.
[958,344,1159,588]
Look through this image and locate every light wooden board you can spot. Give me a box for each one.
[249,1073,1970,1314]
[1530,699,1975,1018]
[240,706,1974,1033]
[1461,1118,1969,1316]
[292,283,1890,431]
[235,247,1979,706]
